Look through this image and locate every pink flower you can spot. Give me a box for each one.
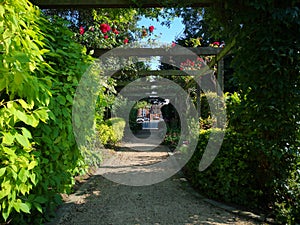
[212,41,220,46]
[100,23,111,33]
[104,35,108,39]
[123,38,129,44]
[171,41,176,47]
[149,25,154,33]
[89,26,94,32]
[79,26,85,35]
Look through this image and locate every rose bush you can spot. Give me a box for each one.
[74,23,156,51]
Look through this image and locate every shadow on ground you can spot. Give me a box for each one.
[45,172,259,225]
[45,130,261,225]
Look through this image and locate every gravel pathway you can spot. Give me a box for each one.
[46,132,264,225]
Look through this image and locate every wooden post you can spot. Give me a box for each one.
[217,58,224,94]
[196,80,201,118]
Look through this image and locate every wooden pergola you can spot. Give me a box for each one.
[31,0,216,9]
[31,0,228,115]
[92,47,224,90]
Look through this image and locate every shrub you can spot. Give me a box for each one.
[207,2,300,223]
[184,129,260,208]
[98,123,115,146]
[0,2,95,223]
[0,1,52,223]
[185,91,300,223]
[106,117,126,144]
[97,117,126,146]
[162,129,181,150]
[23,16,93,224]
[200,91,226,129]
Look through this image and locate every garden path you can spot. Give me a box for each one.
[46,131,262,225]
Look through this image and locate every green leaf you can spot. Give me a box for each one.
[29,173,37,185]
[18,99,32,110]
[14,52,30,63]
[14,110,31,126]
[33,202,43,213]
[0,190,7,200]
[34,196,47,204]
[2,181,11,194]
[13,200,22,212]
[66,94,73,103]
[0,5,5,17]
[21,127,32,139]
[19,183,29,195]
[18,168,28,183]
[2,208,10,221]
[19,202,30,214]
[57,95,66,105]
[33,108,49,123]
[28,161,37,170]
[0,168,6,177]
[3,147,16,156]
[2,29,11,40]
[26,115,39,127]
[2,132,15,145]
[15,133,31,148]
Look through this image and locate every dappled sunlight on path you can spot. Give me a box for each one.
[46,131,261,225]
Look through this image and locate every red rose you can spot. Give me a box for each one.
[123,38,129,44]
[112,28,119,35]
[100,23,111,33]
[79,26,85,35]
[104,35,108,39]
[149,25,154,33]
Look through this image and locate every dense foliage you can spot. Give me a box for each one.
[1,0,299,224]
[183,1,300,224]
[0,1,115,223]
[0,1,52,223]
[97,117,126,146]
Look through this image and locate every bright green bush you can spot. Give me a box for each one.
[21,16,93,224]
[106,117,126,144]
[98,123,114,145]
[97,117,126,146]
[0,1,96,223]
[0,0,52,223]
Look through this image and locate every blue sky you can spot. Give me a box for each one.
[137,16,185,69]
[137,16,185,44]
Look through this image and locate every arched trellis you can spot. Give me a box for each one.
[31,0,229,116]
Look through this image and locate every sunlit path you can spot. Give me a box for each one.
[46,131,260,225]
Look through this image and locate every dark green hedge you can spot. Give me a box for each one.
[184,129,261,208]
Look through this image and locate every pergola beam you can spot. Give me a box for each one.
[31,0,214,9]
[93,47,222,58]
[108,69,211,78]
